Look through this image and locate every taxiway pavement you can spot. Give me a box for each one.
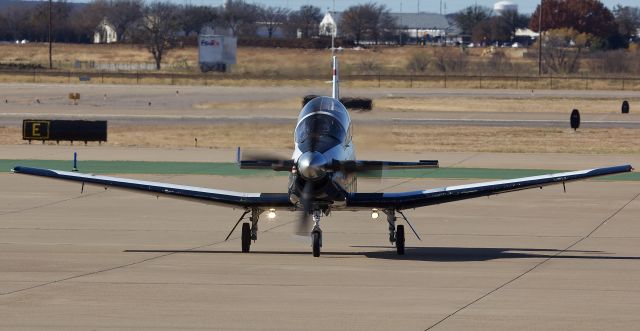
[1,84,639,128]
[1,147,638,330]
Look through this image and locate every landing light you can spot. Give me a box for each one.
[267,209,277,219]
[371,209,379,219]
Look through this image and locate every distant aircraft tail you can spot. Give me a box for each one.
[332,56,339,100]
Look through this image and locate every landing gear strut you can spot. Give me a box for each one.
[311,209,323,257]
[235,208,261,253]
[384,209,406,255]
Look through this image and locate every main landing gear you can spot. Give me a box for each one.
[384,209,405,255]
[226,208,261,253]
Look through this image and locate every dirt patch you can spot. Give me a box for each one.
[375,97,640,114]
[2,125,637,154]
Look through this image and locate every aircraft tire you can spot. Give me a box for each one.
[241,222,251,253]
[312,231,321,257]
[396,225,405,255]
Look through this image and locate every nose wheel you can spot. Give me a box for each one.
[311,209,323,257]
[312,230,322,257]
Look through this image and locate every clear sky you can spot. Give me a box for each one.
[190,0,638,14]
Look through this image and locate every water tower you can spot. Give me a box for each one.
[494,1,518,15]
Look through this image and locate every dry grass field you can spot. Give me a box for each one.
[0,43,526,75]
[1,124,637,154]
[194,96,638,114]
[2,43,639,90]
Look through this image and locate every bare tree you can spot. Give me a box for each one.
[74,0,111,42]
[259,6,289,38]
[0,5,30,41]
[179,4,217,37]
[287,5,322,38]
[136,2,180,70]
[538,28,592,74]
[26,0,72,42]
[371,4,396,44]
[219,0,259,37]
[614,5,640,39]
[454,5,492,36]
[340,5,369,44]
[341,3,396,44]
[107,0,144,42]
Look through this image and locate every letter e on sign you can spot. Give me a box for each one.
[23,120,50,140]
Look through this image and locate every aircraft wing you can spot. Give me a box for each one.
[346,165,633,210]
[12,166,294,209]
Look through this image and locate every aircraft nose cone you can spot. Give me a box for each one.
[297,151,327,180]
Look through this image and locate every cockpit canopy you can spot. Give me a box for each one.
[297,97,350,129]
[295,97,351,152]
[295,114,346,144]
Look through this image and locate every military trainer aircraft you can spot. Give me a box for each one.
[12,57,633,257]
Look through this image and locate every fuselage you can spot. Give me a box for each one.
[288,96,356,208]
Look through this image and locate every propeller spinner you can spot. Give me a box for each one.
[297,151,328,181]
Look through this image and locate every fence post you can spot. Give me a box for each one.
[479,75,482,89]
[101,72,104,84]
[410,74,413,88]
[33,69,37,83]
[515,74,519,89]
[549,75,553,89]
[377,73,380,88]
[68,71,71,84]
[444,73,447,88]
[136,72,140,84]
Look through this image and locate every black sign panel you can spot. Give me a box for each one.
[23,120,50,140]
[622,100,629,114]
[570,109,580,131]
[23,119,107,142]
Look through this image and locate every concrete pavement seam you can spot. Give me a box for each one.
[424,191,640,330]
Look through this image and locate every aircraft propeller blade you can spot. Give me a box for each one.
[238,149,294,171]
[294,175,314,236]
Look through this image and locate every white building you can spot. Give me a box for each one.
[494,1,518,15]
[93,19,117,44]
[320,11,453,40]
[319,12,338,37]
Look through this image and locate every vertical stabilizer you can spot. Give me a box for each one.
[332,56,339,100]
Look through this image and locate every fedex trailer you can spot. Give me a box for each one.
[198,35,237,72]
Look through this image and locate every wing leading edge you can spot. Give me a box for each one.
[347,165,633,210]
[12,166,294,209]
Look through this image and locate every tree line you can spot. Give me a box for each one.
[455,0,640,49]
[1,0,638,72]
[1,0,639,46]
[0,0,405,45]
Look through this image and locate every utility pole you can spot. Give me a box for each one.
[48,0,52,69]
[538,0,543,76]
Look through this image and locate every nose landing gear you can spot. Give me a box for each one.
[311,209,323,257]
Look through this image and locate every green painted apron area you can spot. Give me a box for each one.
[2,160,638,181]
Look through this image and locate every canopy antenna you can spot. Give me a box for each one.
[332,56,339,100]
